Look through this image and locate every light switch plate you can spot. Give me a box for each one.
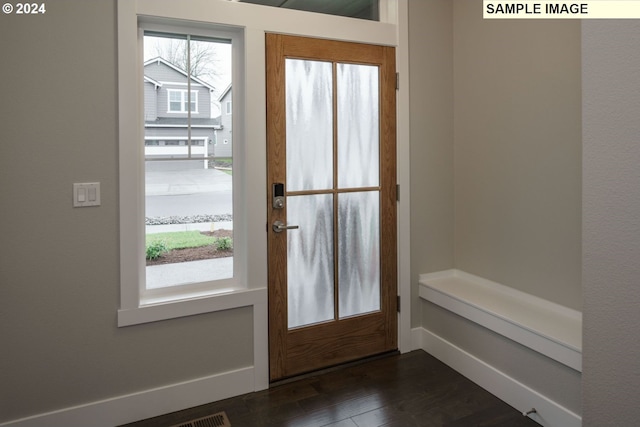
[73,182,101,207]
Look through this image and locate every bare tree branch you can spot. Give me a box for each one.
[151,38,220,87]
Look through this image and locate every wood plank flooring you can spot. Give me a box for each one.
[121,350,539,427]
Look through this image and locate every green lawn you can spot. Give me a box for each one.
[146,231,215,250]
[214,157,232,166]
[210,158,232,175]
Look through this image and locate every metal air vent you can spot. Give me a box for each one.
[170,411,231,427]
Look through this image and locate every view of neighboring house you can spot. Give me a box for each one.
[216,83,233,158]
[143,57,223,169]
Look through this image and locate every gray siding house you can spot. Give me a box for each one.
[216,84,233,158]
[143,57,222,168]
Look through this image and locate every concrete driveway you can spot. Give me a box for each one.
[145,166,232,218]
[145,166,231,197]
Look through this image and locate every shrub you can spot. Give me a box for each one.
[146,240,168,260]
[215,236,233,251]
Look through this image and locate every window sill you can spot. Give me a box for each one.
[117,286,267,327]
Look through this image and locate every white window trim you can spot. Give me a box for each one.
[118,4,251,326]
[167,88,199,114]
[137,23,244,309]
[158,81,206,87]
[226,100,232,115]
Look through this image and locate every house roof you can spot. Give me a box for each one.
[218,83,232,101]
[144,75,162,89]
[144,57,216,92]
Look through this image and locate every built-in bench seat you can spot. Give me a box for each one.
[419,269,582,372]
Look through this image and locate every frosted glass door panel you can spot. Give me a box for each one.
[286,59,334,191]
[337,63,379,189]
[287,194,335,328]
[338,191,380,318]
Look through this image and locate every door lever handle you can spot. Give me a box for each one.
[273,220,299,233]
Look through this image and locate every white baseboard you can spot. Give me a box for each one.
[1,367,255,427]
[412,327,581,427]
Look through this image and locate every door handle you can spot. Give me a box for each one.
[273,220,299,233]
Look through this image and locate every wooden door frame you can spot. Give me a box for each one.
[266,33,397,381]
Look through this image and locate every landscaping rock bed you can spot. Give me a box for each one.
[146,214,232,226]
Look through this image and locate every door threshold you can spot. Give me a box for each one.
[269,350,399,387]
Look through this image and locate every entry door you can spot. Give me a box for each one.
[266,34,397,381]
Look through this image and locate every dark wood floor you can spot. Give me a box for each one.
[122,350,539,427]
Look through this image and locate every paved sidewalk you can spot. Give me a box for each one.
[147,258,233,289]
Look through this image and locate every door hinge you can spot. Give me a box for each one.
[397,295,401,312]
[396,72,400,90]
[396,184,400,202]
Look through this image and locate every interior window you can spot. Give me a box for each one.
[234,0,380,21]
[142,30,234,297]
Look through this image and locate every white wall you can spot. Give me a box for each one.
[582,20,640,426]
[410,0,582,313]
[409,0,454,327]
[453,1,582,310]
[0,1,254,422]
